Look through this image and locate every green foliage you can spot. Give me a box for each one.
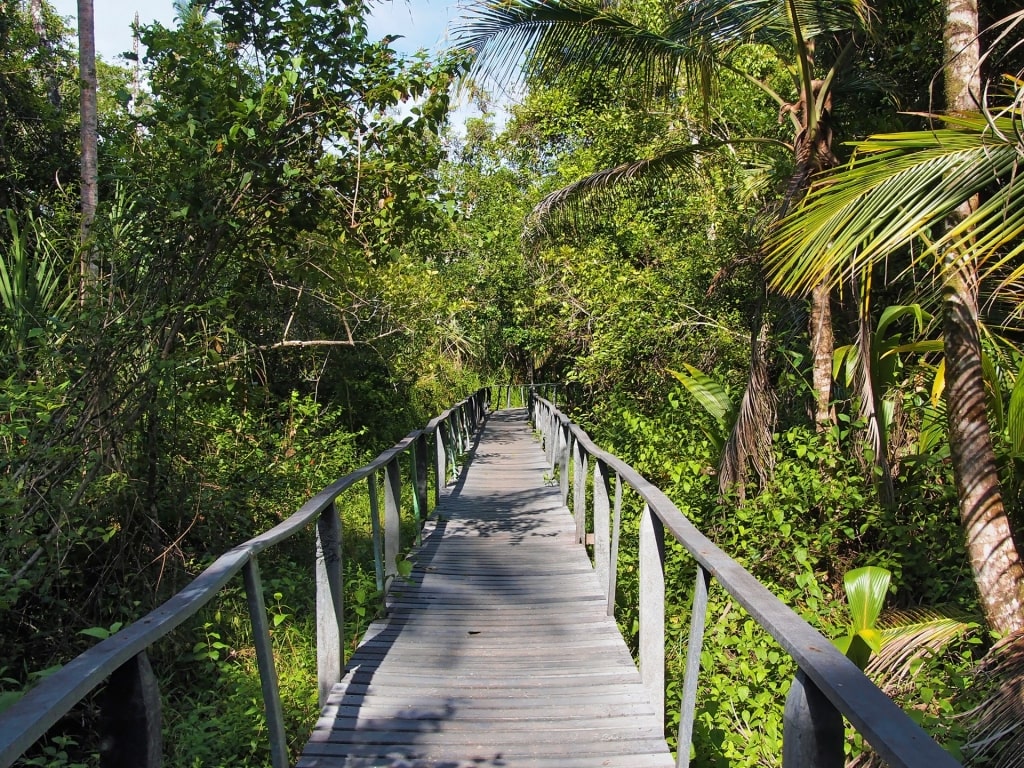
[0,0,1006,763]
[0,0,78,212]
[668,365,734,452]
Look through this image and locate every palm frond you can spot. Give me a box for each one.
[866,608,977,692]
[456,0,702,100]
[767,110,1024,297]
[719,315,777,497]
[963,629,1024,768]
[852,281,895,506]
[525,137,788,242]
[666,0,873,53]
[669,365,732,444]
[526,144,701,242]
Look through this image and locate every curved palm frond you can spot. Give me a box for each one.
[963,629,1024,768]
[766,109,1024,298]
[666,0,872,53]
[524,137,788,242]
[456,0,707,100]
[866,608,977,692]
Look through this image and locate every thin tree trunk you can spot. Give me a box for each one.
[810,282,834,430]
[30,0,61,107]
[943,0,1024,634]
[78,0,98,299]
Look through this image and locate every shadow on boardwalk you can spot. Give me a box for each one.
[298,410,673,768]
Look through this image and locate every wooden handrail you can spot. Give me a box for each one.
[0,387,491,768]
[529,394,961,768]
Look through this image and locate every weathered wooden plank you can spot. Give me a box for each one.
[299,409,673,768]
[302,738,673,759]
[317,703,662,722]
[298,752,677,768]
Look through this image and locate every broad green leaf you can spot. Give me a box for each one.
[876,304,930,340]
[667,365,731,428]
[832,344,857,386]
[844,565,890,632]
[931,359,945,407]
[79,627,111,640]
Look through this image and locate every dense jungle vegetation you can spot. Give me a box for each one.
[3,0,1024,765]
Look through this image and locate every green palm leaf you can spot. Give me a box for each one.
[767,109,1024,297]
[457,0,704,98]
[668,364,732,438]
[834,566,890,669]
[867,608,976,690]
[525,137,786,240]
[845,565,890,632]
[1007,362,1024,458]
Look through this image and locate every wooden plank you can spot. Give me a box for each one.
[299,754,675,768]
[299,409,673,768]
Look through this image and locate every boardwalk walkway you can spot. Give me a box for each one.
[299,409,675,768]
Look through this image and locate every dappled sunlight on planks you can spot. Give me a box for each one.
[298,410,673,768]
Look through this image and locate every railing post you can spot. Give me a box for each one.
[639,503,665,736]
[450,408,462,456]
[458,404,469,451]
[783,670,844,768]
[98,651,161,768]
[242,555,288,768]
[559,425,570,506]
[316,501,344,708]
[677,566,710,768]
[384,456,402,586]
[434,426,446,502]
[593,460,611,601]
[545,410,556,468]
[414,433,428,538]
[368,473,384,596]
[608,473,622,616]
[572,441,587,545]
[506,385,512,409]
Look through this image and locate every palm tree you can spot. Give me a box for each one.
[457,0,874,490]
[765,11,1024,634]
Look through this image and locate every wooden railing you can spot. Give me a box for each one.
[0,388,490,768]
[491,381,563,409]
[528,393,962,768]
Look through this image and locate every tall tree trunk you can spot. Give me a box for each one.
[78,0,98,299]
[943,0,1024,634]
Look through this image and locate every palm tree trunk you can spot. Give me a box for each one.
[944,271,1024,633]
[943,0,1024,634]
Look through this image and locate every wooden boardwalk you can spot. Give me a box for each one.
[299,409,675,768]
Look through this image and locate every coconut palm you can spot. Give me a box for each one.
[765,9,1024,633]
[458,0,875,489]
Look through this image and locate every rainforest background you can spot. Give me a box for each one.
[2,0,1024,765]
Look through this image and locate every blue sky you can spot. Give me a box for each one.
[51,0,463,62]
[49,0,502,134]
